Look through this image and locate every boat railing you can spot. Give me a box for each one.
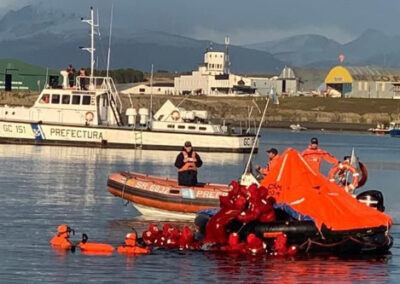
[75,76,123,125]
[75,76,122,109]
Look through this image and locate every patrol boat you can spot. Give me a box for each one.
[0,8,257,153]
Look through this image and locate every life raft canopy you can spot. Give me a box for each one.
[260,148,393,231]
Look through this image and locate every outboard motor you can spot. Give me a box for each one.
[356,190,385,212]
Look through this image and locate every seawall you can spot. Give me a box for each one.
[1,92,399,131]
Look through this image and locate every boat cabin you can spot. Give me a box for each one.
[0,75,122,127]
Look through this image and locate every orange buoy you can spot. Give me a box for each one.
[78,233,114,254]
[117,245,150,254]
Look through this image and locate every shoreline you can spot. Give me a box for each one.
[0,92,397,133]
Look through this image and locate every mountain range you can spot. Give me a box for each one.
[1,4,400,73]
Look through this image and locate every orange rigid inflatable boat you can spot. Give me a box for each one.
[107,172,230,217]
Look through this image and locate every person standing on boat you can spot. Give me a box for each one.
[255,148,280,176]
[67,64,75,87]
[175,141,202,186]
[79,68,87,90]
[301,137,339,173]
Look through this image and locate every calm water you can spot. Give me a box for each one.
[0,129,400,283]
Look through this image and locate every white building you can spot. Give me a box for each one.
[276,66,328,96]
[250,77,279,96]
[174,49,256,96]
[121,82,175,95]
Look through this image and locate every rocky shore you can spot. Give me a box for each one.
[1,91,399,132]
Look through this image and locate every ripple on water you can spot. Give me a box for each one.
[0,131,400,283]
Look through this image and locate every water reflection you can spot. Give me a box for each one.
[0,145,248,165]
[205,253,391,283]
[0,145,248,208]
[0,131,399,283]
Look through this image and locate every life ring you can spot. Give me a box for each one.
[357,162,368,188]
[328,161,360,193]
[85,111,94,122]
[170,110,180,121]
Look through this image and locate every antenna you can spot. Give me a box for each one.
[97,8,100,37]
[150,64,154,122]
[106,3,114,77]
[81,7,99,83]
[224,36,230,74]
[243,99,270,175]
[45,67,49,87]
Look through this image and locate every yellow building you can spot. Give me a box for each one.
[325,65,400,98]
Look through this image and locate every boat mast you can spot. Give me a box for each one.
[106,4,114,78]
[150,64,154,122]
[81,7,98,83]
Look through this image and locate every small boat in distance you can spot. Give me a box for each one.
[290,123,307,131]
[0,8,257,153]
[368,123,390,135]
[107,172,230,219]
[389,121,400,137]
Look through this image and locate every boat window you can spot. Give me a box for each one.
[51,94,60,104]
[62,95,70,104]
[199,127,207,131]
[167,124,175,129]
[39,94,50,104]
[82,95,91,105]
[178,125,185,129]
[188,126,196,130]
[72,95,81,105]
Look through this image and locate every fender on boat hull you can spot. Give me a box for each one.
[107,172,229,214]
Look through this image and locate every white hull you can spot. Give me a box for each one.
[0,120,257,152]
[133,203,196,221]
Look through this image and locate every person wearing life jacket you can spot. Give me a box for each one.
[66,64,75,87]
[117,232,150,255]
[301,137,339,173]
[78,68,87,90]
[256,148,280,176]
[174,141,203,186]
[50,224,75,250]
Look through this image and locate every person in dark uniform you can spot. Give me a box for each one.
[175,141,202,186]
[67,64,75,87]
[78,68,87,90]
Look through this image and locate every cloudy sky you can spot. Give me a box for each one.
[1,0,400,44]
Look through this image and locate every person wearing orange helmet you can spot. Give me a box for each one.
[117,231,150,255]
[301,137,339,173]
[50,224,75,250]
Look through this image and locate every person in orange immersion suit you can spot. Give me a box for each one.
[301,137,339,173]
[50,224,75,250]
[256,148,280,176]
[117,231,150,255]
